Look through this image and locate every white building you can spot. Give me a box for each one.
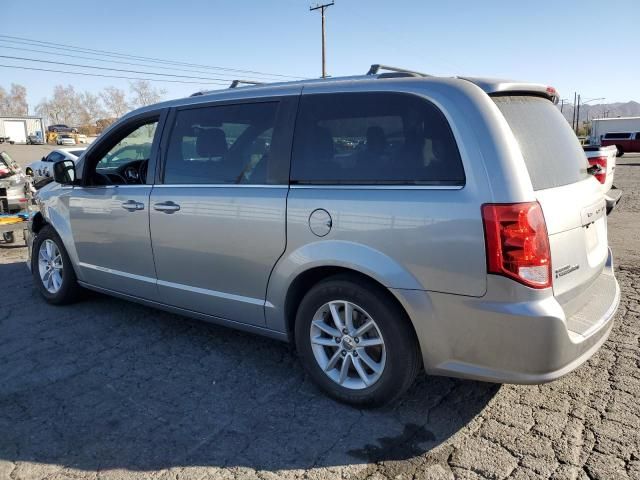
[0,116,45,143]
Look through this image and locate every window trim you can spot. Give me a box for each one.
[289,91,466,187]
[158,95,298,186]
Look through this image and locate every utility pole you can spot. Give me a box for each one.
[310,1,334,78]
[575,94,581,134]
[571,92,578,132]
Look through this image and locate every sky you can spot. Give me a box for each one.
[2,0,639,113]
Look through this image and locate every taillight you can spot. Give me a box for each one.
[588,156,607,184]
[481,202,551,289]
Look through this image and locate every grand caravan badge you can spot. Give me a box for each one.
[555,264,580,279]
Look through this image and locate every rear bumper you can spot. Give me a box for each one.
[393,248,620,384]
[1,185,27,212]
[605,187,622,214]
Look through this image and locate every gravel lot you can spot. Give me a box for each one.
[1,145,639,480]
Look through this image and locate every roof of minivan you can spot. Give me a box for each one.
[122,68,558,119]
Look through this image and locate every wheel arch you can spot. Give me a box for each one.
[265,241,424,346]
[31,206,83,280]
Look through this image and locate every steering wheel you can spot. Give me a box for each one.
[139,160,148,184]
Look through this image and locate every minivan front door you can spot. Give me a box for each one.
[149,99,295,326]
[69,115,164,300]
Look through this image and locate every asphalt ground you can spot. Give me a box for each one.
[0,145,639,479]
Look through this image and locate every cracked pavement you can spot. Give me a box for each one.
[0,150,639,479]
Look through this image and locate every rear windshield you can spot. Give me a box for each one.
[493,96,588,191]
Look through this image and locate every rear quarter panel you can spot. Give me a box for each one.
[265,78,523,333]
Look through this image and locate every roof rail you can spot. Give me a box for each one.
[229,79,265,88]
[366,64,429,78]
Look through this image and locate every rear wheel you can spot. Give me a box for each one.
[294,275,421,407]
[32,226,81,304]
[2,232,15,243]
[616,145,624,157]
[25,168,33,176]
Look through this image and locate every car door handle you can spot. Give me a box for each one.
[153,201,181,213]
[121,200,145,211]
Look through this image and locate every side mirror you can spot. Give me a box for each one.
[53,160,76,185]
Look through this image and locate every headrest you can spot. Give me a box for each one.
[366,126,386,151]
[306,126,334,163]
[196,128,228,157]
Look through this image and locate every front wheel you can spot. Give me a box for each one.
[2,232,15,243]
[295,275,421,407]
[32,226,81,304]
[616,145,624,157]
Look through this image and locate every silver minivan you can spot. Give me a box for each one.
[28,66,620,406]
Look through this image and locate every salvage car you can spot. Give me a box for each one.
[56,134,76,146]
[0,151,28,213]
[27,65,621,406]
[583,144,622,213]
[25,148,86,184]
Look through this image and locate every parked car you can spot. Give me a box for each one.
[0,151,28,213]
[76,134,88,144]
[600,131,640,157]
[583,144,622,213]
[56,134,76,146]
[47,124,78,134]
[25,147,86,184]
[26,134,45,145]
[27,66,620,406]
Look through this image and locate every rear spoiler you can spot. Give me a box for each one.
[458,77,560,104]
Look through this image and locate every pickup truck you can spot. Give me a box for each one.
[583,144,622,214]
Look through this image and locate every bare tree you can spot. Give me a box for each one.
[8,84,28,115]
[35,85,82,126]
[0,87,7,115]
[129,80,166,108]
[100,86,129,118]
[78,91,105,127]
[0,84,28,115]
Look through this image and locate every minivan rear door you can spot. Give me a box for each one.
[493,95,608,300]
[149,96,297,326]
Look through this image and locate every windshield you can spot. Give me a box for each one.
[70,150,85,157]
[493,95,589,191]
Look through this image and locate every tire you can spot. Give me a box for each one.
[31,225,81,304]
[294,274,421,407]
[616,145,624,157]
[2,232,15,243]
[25,168,33,176]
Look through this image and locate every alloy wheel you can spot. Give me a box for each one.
[309,300,386,390]
[38,239,64,294]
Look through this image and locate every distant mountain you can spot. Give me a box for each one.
[560,100,640,123]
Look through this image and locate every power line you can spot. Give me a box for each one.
[0,63,229,85]
[0,42,287,80]
[0,34,305,80]
[0,54,256,83]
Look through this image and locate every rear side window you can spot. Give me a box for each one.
[291,92,465,185]
[164,102,279,185]
[493,96,588,191]
[604,132,632,139]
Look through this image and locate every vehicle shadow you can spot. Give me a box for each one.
[0,259,498,472]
